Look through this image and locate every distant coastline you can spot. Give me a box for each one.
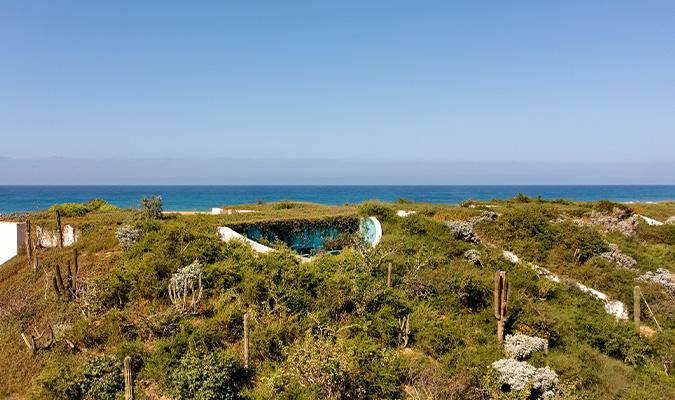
[1,185,674,213]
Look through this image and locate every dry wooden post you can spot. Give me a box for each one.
[55,210,63,248]
[25,220,32,260]
[243,311,250,370]
[124,356,134,400]
[634,286,641,330]
[386,263,392,288]
[493,271,510,344]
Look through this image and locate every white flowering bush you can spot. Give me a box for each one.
[446,221,480,243]
[115,224,140,250]
[505,333,548,360]
[491,358,559,398]
[168,260,203,313]
[464,249,482,266]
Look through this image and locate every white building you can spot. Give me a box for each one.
[0,222,26,266]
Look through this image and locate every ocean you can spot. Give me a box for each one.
[1,186,674,213]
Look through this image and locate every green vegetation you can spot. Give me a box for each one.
[1,197,674,399]
[48,199,117,217]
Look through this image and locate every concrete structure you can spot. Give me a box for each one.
[217,226,311,263]
[35,225,78,247]
[0,222,26,266]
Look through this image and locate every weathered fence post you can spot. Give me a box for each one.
[494,271,510,344]
[55,210,63,248]
[634,286,641,330]
[243,311,250,370]
[124,356,134,400]
[387,263,392,288]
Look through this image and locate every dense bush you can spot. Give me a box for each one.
[32,355,123,400]
[284,331,404,399]
[358,201,394,221]
[637,224,675,245]
[273,200,300,209]
[170,349,246,400]
[574,313,651,365]
[48,198,117,217]
[498,208,557,261]
[557,222,608,263]
[78,355,124,400]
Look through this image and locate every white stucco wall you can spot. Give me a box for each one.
[0,222,24,266]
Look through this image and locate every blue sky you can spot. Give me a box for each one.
[1,1,674,184]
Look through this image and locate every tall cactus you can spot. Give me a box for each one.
[494,271,510,344]
[124,356,134,400]
[55,210,63,248]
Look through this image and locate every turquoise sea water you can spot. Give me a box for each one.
[1,186,674,213]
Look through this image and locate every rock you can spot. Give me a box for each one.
[468,211,499,224]
[502,251,520,263]
[639,268,675,295]
[491,358,559,398]
[504,334,548,360]
[598,244,637,271]
[666,216,675,225]
[464,249,482,266]
[574,211,638,236]
[639,326,657,337]
[446,221,480,244]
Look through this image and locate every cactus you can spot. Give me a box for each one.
[243,311,250,370]
[55,210,63,248]
[494,271,511,344]
[25,220,32,261]
[124,356,134,400]
[387,263,393,288]
[168,260,203,313]
[53,252,81,301]
[20,324,54,355]
[398,314,410,348]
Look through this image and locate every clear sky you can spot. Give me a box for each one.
[1,1,674,184]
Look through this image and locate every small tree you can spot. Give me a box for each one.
[140,196,163,219]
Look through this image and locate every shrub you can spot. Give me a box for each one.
[169,349,246,400]
[358,201,394,221]
[78,355,124,400]
[512,193,532,203]
[285,331,404,399]
[140,195,163,219]
[592,199,632,217]
[498,208,557,261]
[574,313,651,365]
[48,199,117,217]
[116,224,140,250]
[557,222,608,263]
[49,203,90,217]
[274,200,299,209]
[33,359,82,400]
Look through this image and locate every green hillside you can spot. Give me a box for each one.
[1,198,674,399]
